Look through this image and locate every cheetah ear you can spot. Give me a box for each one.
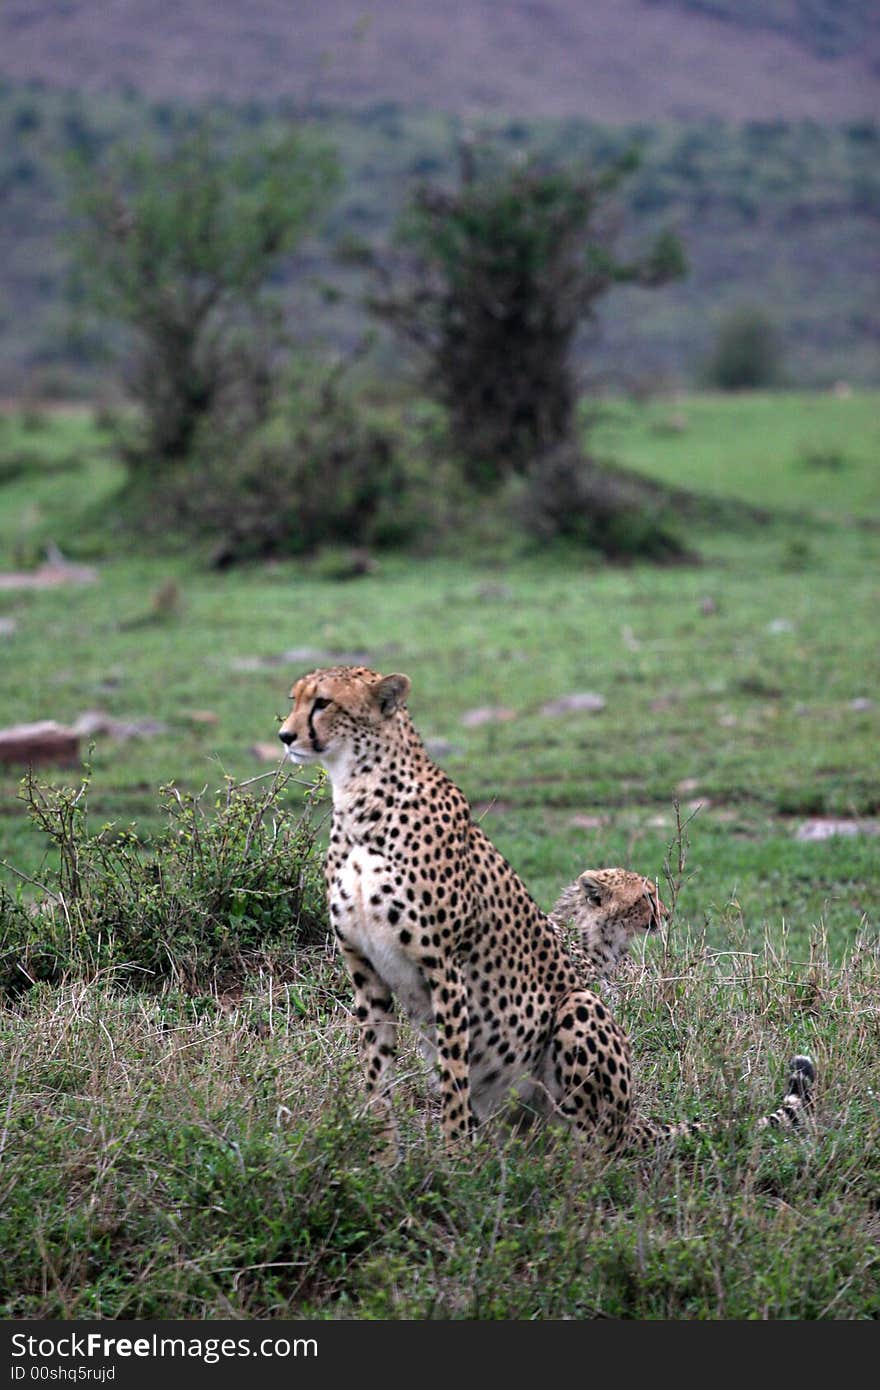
[374,673,411,717]
[580,873,605,906]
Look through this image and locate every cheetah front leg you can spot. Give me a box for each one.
[423,959,474,1146]
[338,942,400,1163]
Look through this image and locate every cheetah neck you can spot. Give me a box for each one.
[323,710,434,820]
[554,920,629,982]
[581,925,630,978]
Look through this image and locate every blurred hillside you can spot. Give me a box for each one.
[0,1,877,393]
[2,0,877,120]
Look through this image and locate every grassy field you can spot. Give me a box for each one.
[0,391,878,1318]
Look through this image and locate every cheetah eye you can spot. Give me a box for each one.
[312,697,331,712]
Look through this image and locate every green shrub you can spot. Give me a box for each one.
[0,767,328,996]
[704,307,784,391]
[68,119,338,472]
[170,371,434,565]
[368,148,685,488]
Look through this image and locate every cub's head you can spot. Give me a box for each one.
[552,867,668,975]
[278,666,411,769]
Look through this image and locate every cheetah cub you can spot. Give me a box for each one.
[279,666,814,1155]
[551,867,667,986]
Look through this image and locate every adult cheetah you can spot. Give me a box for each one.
[279,665,814,1154]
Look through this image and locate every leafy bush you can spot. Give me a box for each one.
[0,767,328,996]
[704,307,784,390]
[368,147,685,488]
[175,369,434,565]
[68,118,338,471]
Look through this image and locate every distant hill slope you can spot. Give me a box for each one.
[1,80,877,394]
[1,0,877,121]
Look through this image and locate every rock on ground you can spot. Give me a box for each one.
[0,721,80,766]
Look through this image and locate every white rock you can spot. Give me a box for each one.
[540,692,606,717]
[461,706,517,728]
[794,819,879,842]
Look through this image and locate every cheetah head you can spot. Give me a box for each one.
[551,867,668,977]
[278,665,411,772]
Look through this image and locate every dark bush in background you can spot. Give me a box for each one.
[704,307,784,390]
[177,367,434,565]
[367,145,685,489]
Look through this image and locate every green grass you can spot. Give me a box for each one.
[0,391,878,1318]
[1,395,877,954]
[1,937,877,1318]
[589,391,880,517]
[0,406,122,564]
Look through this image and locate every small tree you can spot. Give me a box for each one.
[68,120,338,470]
[704,306,784,391]
[367,146,685,488]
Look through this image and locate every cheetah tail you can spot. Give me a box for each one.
[621,1054,816,1152]
[756,1054,816,1131]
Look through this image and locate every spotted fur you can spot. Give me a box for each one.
[279,666,814,1156]
[551,867,667,985]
